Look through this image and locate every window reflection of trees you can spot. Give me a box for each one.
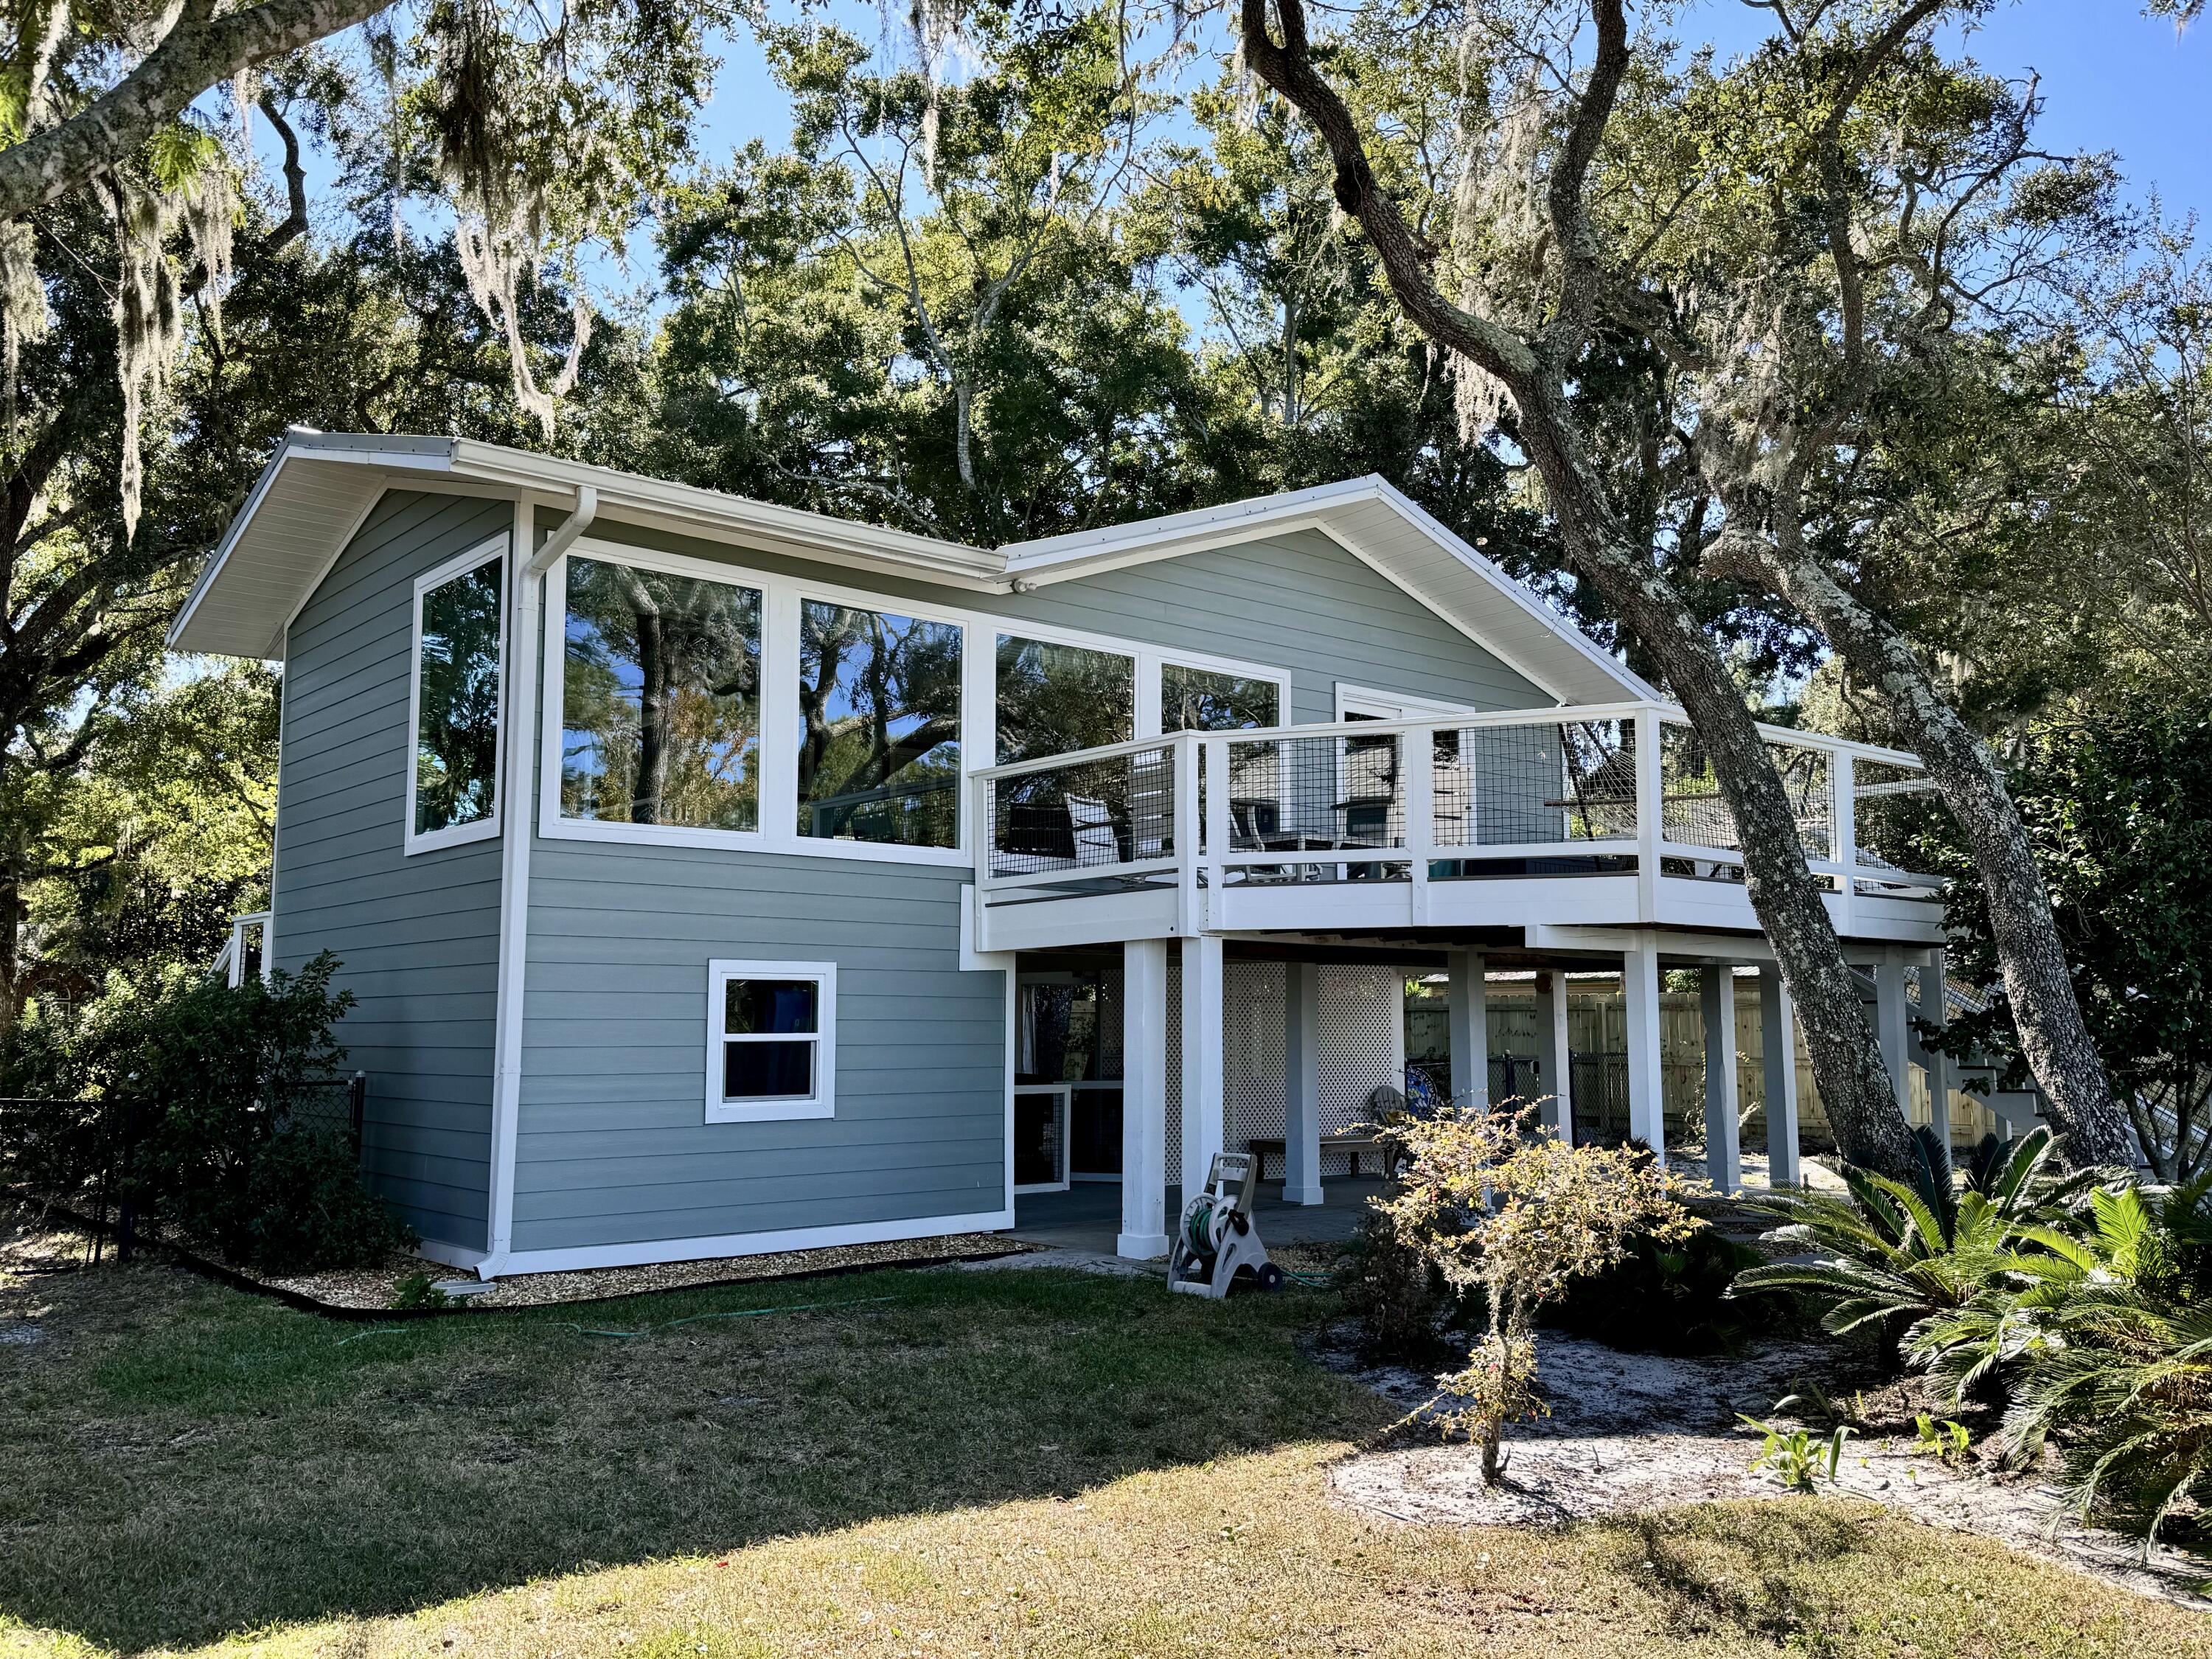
[798,601,963,846]
[414,560,504,835]
[994,636,1134,764]
[1161,664,1279,733]
[561,558,762,830]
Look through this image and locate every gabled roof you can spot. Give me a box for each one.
[168,431,1653,705]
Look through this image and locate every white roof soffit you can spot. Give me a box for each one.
[167,433,1002,658]
[998,475,1656,708]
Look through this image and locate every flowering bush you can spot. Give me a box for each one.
[1380,1106,1700,1481]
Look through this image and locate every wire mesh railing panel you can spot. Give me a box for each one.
[1853,757,1939,893]
[1660,723,1736,849]
[988,745,1176,878]
[1770,744,1835,861]
[1434,719,1640,846]
[1217,731,1405,881]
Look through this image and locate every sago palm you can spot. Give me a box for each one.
[1733,1128,2061,1341]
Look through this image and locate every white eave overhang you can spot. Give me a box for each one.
[1000,476,1657,707]
[167,431,1002,658]
[169,437,1652,712]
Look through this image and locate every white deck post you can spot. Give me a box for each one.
[1119,938,1170,1259]
[1446,948,1489,1110]
[1178,934,1225,1194]
[1921,949,1952,1150]
[1534,970,1573,1141]
[1874,949,1912,1113]
[1759,967,1802,1187]
[1623,938,1665,1162]
[1284,959,1325,1204]
[1700,966,1743,1194]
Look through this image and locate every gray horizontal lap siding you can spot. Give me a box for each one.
[274,490,509,1253]
[511,512,1548,1256]
[515,848,1004,1253]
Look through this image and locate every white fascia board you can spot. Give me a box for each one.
[448,440,1006,586]
[1000,476,1387,577]
[164,434,459,651]
[1363,476,1660,705]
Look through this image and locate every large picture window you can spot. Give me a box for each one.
[1161,662,1281,732]
[407,543,505,852]
[995,634,1134,764]
[706,960,835,1121]
[798,600,962,847]
[560,557,762,831]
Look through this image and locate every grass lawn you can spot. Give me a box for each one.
[1,1231,2204,1659]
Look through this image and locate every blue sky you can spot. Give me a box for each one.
[690,2,2211,229]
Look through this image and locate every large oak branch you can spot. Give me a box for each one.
[0,0,398,223]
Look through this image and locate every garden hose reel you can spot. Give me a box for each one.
[1167,1150,1284,1298]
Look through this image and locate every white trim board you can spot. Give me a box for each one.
[533,533,1296,865]
[403,534,511,856]
[481,1208,1017,1279]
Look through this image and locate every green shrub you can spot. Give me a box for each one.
[1334,1208,1454,1364]
[1545,1225,1778,1354]
[18,953,412,1273]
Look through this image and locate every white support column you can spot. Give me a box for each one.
[1284,959,1325,1205]
[1447,948,1489,1111]
[1119,939,1170,1259]
[1874,950,1912,1113]
[1700,966,1743,1194]
[1178,935,1225,1194]
[1921,949,1952,1151]
[1534,970,1573,1141]
[1623,939,1666,1162]
[1759,967,1802,1187]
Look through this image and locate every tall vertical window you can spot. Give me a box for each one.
[560,557,763,831]
[798,601,963,848]
[995,635,1134,764]
[408,543,505,852]
[706,960,835,1121]
[1161,663,1280,732]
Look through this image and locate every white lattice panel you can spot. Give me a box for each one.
[1166,957,1183,1186]
[1320,964,1405,1166]
[1225,960,1287,1150]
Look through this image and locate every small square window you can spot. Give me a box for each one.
[706,960,835,1121]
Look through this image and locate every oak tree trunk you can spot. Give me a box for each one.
[1724,543,2134,1166]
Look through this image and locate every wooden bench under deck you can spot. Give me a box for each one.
[1245,1134,1399,1183]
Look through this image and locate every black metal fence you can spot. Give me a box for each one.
[0,1073,366,1262]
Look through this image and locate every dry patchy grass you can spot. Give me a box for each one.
[1,1231,2204,1659]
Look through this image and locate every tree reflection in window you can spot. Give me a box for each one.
[1161,663,1279,732]
[414,557,504,836]
[560,557,762,830]
[994,636,1134,764]
[797,600,963,847]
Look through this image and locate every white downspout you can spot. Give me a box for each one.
[481,486,597,1277]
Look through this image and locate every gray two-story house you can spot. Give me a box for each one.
[173,432,1950,1276]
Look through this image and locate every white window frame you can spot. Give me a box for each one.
[1334,682,1475,723]
[706,959,836,1123]
[535,532,1298,864]
[543,540,978,865]
[1156,653,1294,734]
[404,535,509,856]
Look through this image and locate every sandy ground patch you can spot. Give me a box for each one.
[1322,1325,2212,1611]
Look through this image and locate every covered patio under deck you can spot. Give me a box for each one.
[973,701,1969,1260]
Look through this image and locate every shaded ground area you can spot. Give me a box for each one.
[0,1218,1380,1655]
[1324,1326,2212,1609]
[5,1213,2207,1658]
[1012,1178,1386,1253]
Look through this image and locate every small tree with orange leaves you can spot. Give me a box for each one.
[1381,1106,1701,1483]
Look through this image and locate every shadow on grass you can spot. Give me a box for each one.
[0,1248,1391,1654]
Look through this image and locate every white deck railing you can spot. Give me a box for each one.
[970,702,1941,942]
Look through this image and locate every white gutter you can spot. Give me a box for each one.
[480,484,597,1278]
